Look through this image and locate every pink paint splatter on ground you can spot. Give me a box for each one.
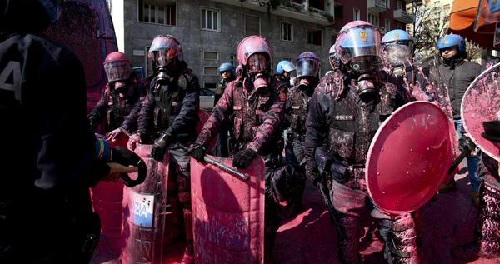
[273,172,500,263]
[91,167,499,264]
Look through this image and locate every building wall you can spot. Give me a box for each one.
[114,0,337,87]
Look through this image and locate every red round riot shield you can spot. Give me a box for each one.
[462,61,500,161]
[366,101,457,215]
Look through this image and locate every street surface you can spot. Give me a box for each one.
[274,166,500,264]
[91,163,500,264]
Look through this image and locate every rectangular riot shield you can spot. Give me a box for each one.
[121,144,182,264]
[191,155,266,264]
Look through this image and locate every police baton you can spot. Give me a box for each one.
[448,136,476,175]
[203,156,249,181]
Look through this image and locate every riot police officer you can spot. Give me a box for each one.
[137,34,200,263]
[304,21,400,263]
[190,35,287,263]
[280,52,321,219]
[88,51,146,134]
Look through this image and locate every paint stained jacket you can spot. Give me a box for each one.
[137,63,200,143]
[196,76,287,156]
[305,69,399,182]
[88,79,147,132]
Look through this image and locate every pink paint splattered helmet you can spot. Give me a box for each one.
[148,34,183,67]
[103,51,132,82]
[236,35,272,74]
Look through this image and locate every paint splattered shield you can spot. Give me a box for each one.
[462,61,500,161]
[366,101,457,215]
[191,155,266,264]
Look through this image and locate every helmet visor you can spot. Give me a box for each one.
[339,26,380,63]
[153,48,178,67]
[104,61,131,82]
[296,58,320,78]
[381,44,412,67]
[247,53,269,74]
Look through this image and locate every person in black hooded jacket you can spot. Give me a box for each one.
[0,1,137,263]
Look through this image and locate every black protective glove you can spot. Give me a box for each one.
[111,146,147,187]
[232,148,257,169]
[189,143,206,162]
[138,130,153,144]
[151,132,172,161]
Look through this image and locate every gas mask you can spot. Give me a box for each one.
[382,44,412,77]
[356,73,377,99]
[156,67,171,85]
[345,55,379,99]
[247,53,270,89]
[298,78,309,88]
[252,72,269,89]
[298,77,318,97]
[152,48,177,85]
[113,81,127,97]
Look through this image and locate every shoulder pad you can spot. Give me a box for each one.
[319,71,343,96]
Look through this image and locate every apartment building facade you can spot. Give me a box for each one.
[109,0,415,89]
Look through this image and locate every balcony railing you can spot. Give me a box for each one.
[367,0,388,13]
[393,9,415,24]
[211,0,333,25]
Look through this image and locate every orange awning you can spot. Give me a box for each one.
[449,0,478,31]
[448,0,499,50]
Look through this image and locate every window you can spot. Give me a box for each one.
[201,8,220,31]
[397,0,402,10]
[138,0,176,25]
[245,14,260,35]
[203,51,218,61]
[353,8,360,20]
[307,29,322,46]
[309,0,325,10]
[334,6,343,19]
[385,19,391,32]
[203,66,218,75]
[385,0,390,8]
[368,13,379,27]
[281,22,293,41]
